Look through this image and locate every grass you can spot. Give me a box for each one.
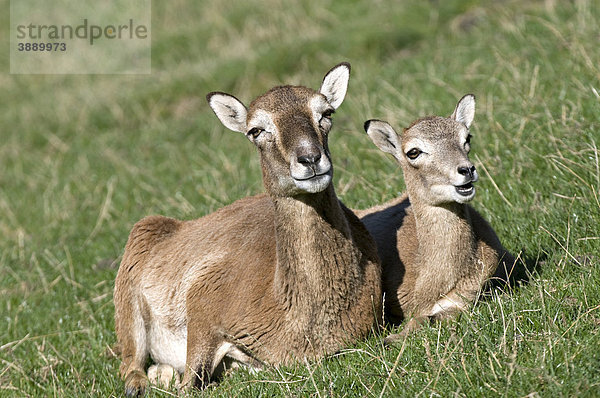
[1,0,599,396]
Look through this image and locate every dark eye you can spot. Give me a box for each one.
[465,134,472,146]
[406,148,422,160]
[322,109,335,119]
[247,128,264,139]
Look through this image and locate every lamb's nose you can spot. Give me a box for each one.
[458,165,476,179]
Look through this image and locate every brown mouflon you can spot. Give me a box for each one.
[358,95,515,341]
[114,63,382,395]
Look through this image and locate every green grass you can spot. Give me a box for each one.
[1,0,599,396]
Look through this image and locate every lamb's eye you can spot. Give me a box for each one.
[465,134,472,146]
[406,148,422,160]
[247,128,264,139]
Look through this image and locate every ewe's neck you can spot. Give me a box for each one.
[273,184,352,240]
[272,184,360,311]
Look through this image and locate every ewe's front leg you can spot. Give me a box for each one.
[124,369,148,397]
[181,294,224,390]
[117,298,150,396]
[181,334,218,390]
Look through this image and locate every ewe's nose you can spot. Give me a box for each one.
[457,165,476,179]
[296,144,322,167]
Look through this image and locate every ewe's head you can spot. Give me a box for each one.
[207,63,350,197]
[365,94,478,205]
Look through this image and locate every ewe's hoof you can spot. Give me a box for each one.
[147,364,180,388]
[124,370,148,397]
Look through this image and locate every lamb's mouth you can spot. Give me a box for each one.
[455,182,475,196]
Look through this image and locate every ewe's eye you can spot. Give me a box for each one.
[406,148,422,160]
[247,128,264,139]
[322,109,335,119]
[319,109,335,127]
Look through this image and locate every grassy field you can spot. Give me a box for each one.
[1,0,599,396]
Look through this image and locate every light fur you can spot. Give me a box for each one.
[114,63,382,395]
[357,95,515,340]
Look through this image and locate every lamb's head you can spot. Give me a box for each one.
[364,94,478,205]
[207,63,350,197]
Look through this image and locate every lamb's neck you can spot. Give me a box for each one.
[411,200,476,272]
[272,185,360,312]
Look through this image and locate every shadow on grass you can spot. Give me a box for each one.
[484,248,547,294]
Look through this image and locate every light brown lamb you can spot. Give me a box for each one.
[113,63,382,395]
[357,94,515,341]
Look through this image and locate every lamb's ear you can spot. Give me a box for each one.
[364,119,400,156]
[451,94,476,128]
[320,62,351,109]
[206,92,247,133]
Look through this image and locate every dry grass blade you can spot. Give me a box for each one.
[378,337,407,398]
[474,154,513,207]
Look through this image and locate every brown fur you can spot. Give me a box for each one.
[358,95,515,340]
[114,63,381,395]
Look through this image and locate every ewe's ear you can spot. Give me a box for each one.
[320,62,351,110]
[451,94,476,128]
[364,119,400,157]
[206,92,248,133]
